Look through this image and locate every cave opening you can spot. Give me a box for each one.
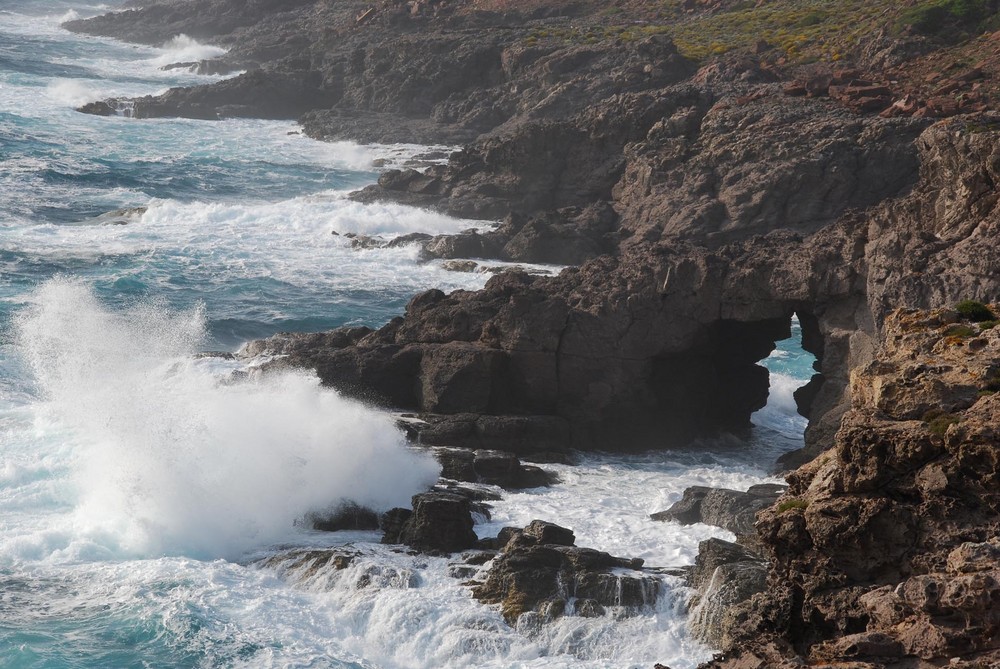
[750,312,822,458]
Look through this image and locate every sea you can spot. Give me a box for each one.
[0,3,817,668]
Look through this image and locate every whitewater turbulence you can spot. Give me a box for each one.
[14,278,439,560]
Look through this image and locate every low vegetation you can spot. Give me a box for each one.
[922,408,961,436]
[955,299,996,322]
[776,498,809,513]
[897,0,1000,37]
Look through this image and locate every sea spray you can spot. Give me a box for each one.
[14,278,439,560]
[151,34,227,68]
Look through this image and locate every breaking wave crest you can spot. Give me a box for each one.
[13,278,439,560]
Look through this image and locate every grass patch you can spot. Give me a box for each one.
[776,498,809,513]
[943,323,977,338]
[923,408,961,436]
[523,0,999,63]
[524,0,936,63]
[956,299,996,322]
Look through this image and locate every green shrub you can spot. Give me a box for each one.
[978,319,999,330]
[924,411,960,436]
[777,498,809,513]
[943,324,977,338]
[956,300,996,322]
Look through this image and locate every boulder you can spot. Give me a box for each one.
[472,521,654,624]
[382,491,478,554]
[432,447,553,489]
[651,483,785,536]
[307,501,380,532]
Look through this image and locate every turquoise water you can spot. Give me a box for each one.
[0,3,815,668]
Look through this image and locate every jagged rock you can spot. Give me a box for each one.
[382,491,478,554]
[307,501,380,532]
[651,484,785,536]
[472,521,654,624]
[76,100,116,116]
[258,548,419,590]
[522,520,575,547]
[704,309,1000,668]
[256,548,359,579]
[432,447,553,489]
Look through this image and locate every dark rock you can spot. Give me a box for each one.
[307,501,380,532]
[378,507,412,545]
[386,232,433,248]
[522,520,575,547]
[689,537,764,590]
[76,100,116,116]
[472,521,656,624]
[385,491,478,554]
[441,259,478,272]
[421,230,503,261]
[651,484,785,536]
[432,447,553,489]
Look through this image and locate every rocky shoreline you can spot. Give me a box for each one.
[67,0,1000,666]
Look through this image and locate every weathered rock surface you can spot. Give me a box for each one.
[701,309,1000,668]
[651,484,786,537]
[688,538,768,649]
[432,447,554,489]
[381,491,478,554]
[71,2,1000,658]
[471,520,655,624]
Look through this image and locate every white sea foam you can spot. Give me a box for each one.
[45,78,101,107]
[152,34,227,67]
[11,279,440,560]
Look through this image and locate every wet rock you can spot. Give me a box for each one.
[382,491,477,554]
[522,520,575,547]
[441,259,478,272]
[344,233,387,249]
[306,501,380,532]
[412,414,572,455]
[687,537,768,647]
[651,484,785,536]
[76,100,117,116]
[386,232,433,248]
[472,521,655,624]
[432,447,554,489]
[90,206,147,225]
[421,230,503,261]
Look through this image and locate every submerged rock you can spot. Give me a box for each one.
[89,206,147,226]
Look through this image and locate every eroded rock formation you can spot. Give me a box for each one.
[701,308,1000,668]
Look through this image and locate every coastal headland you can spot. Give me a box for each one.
[68,0,1000,665]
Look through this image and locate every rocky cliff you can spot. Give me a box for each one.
[700,307,1000,668]
[67,0,1000,662]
